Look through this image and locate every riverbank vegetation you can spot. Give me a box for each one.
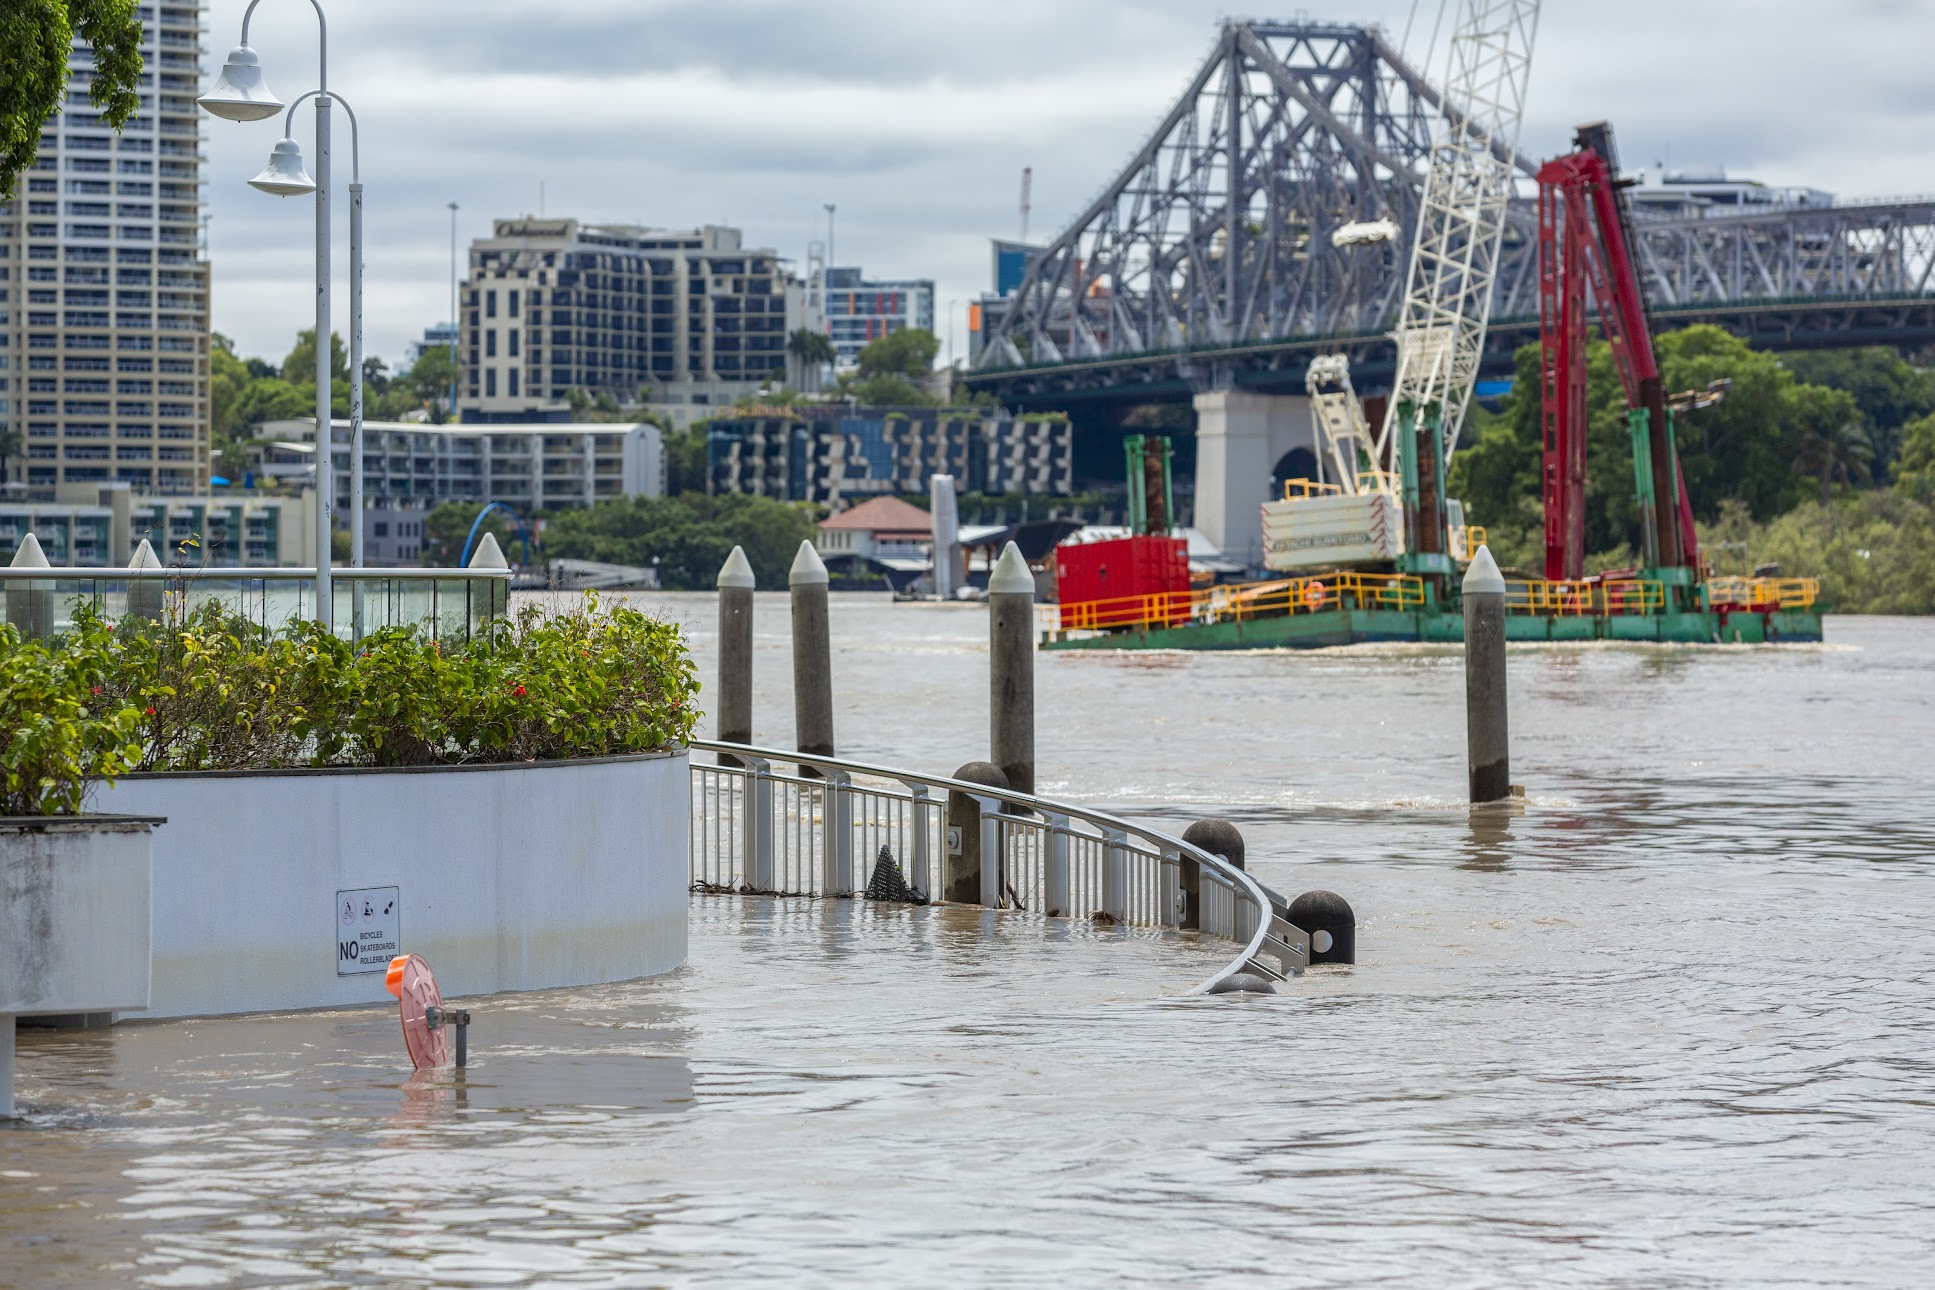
[0,596,699,813]
[1451,327,1935,610]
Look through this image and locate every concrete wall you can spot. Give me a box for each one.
[1,818,154,1016]
[96,751,688,1020]
[1192,390,1315,566]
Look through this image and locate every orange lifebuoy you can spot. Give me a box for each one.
[1304,580,1328,611]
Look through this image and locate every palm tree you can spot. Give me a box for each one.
[787,328,836,394]
[1791,417,1874,503]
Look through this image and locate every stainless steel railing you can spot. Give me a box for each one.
[688,739,1309,994]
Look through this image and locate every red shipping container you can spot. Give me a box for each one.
[1055,535,1191,629]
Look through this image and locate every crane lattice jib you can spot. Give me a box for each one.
[1376,0,1541,469]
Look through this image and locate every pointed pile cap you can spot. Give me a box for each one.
[468,531,510,570]
[10,532,50,569]
[988,540,1035,596]
[129,538,163,570]
[717,545,755,590]
[789,539,828,586]
[1462,544,1506,595]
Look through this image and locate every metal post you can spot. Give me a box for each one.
[910,787,934,900]
[312,93,333,631]
[1044,813,1070,917]
[349,175,365,639]
[988,540,1036,796]
[1,1013,14,1118]
[979,805,1002,908]
[1463,544,1512,802]
[822,771,854,896]
[1102,831,1129,922]
[716,545,755,760]
[789,541,834,770]
[745,756,775,891]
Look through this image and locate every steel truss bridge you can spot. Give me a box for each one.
[964,21,1935,409]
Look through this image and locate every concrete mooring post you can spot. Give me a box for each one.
[988,541,1036,796]
[789,540,834,769]
[1463,544,1511,803]
[945,761,1009,905]
[127,538,164,624]
[716,546,755,757]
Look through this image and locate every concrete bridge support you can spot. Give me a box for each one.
[1190,390,1315,567]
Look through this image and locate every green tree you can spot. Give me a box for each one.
[844,373,934,407]
[0,422,21,485]
[1781,346,1935,481]
[1893,411,1935,500]
[662,425,709,494]
[421,501,533,567]
[542,493,819,589]
[1785,383,1871,503]
[856,327,940,379]
[281,329,352,387]
[1,1,142,198]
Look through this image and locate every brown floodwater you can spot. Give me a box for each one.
[4,599,1932,1286]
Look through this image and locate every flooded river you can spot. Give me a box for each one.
[5,597,1933,1286]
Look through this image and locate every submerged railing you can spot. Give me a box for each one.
[0,567,511,644]
[688,739,1309,993]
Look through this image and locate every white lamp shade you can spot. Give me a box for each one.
[248,138,316,196]
[198,45,283,122]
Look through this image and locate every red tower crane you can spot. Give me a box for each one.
[1536,122,1700,584]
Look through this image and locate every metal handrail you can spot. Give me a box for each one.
[689,738,1299,994]
[0,566,511,581]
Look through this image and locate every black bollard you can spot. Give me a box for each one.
[1288,889,1356,965]
[945,760,1009,905]
[1207,972,1277,995]
[1180,818,1245,932]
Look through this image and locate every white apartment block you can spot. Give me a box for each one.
[256,418,664,515]
[0,1,212,498]
[458,219,808,429]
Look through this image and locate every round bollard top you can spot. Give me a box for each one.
[1462,543,1505,596]
[9,532,50,569]
[951,760,1010,791]
[789,539,829,586]
[988,541,1035,596]
[129,538,163,571]
[1182,817,1245,870]
[1289,889,1356,965]
[717,544,755,590]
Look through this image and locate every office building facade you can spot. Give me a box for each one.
[822,267,935,367]
[0,1,212,498]
[456,219,805,428]
[708,406,1071,506]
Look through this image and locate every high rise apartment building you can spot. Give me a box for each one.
[823,266,934,367]
[0,2,213,498]
[458,219,804,428]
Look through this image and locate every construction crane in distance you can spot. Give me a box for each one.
[1264,0,1540,580]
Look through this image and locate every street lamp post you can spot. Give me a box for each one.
[199,0,335,628]
[448,202,460,419]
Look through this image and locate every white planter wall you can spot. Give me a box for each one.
[1,818,155,1017]
[97,751,688,1019]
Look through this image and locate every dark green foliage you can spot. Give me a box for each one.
[542,494,819,589]
[1,0,142,198]
[856,328,940,379]
[3,598,700,796]
[422,501,531,567]
[662,426,709,494]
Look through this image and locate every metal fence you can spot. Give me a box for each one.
[0,567,511,644]
[689,739,1309,993]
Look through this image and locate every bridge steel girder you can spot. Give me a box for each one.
[971,21,1935,411]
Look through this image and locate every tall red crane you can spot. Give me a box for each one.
[1537,122,1700,583]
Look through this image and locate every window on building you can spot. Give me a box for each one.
[486,369,497,397]
[486,290,497,318]
[508,331,519,358]
[486,330,496,358]
[509,370,519,397]
[508,290,519,317]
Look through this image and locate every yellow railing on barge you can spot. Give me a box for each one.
[1044,573,1819,638]
[1707,576,1820,611]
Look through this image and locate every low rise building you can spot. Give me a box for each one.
[706,406,1070,505]
[256,417,664,517]
[0,481,315,568]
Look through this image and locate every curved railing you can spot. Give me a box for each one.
[687,739,1308,993]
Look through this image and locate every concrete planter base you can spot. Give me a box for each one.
[98,750,689,1020]
[2,815,158,1116]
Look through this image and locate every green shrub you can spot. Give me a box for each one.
[0,595,701,805]
[0,625,142,815]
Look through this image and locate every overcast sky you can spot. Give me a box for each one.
[201,0,1935,369]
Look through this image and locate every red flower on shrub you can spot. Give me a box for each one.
[143,706,156,716]
[91,686,102,695]
[513,685,526,697]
